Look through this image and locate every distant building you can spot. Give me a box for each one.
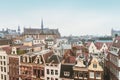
[23,20,61,40]
[111,28,120,38]
[0,27,21,39]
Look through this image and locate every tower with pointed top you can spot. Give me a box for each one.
[41,19,44,33]
[18,26,20,35]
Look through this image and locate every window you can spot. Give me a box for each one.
[13,51,15,54]
[96,72,101,79]
[51,70,54,75]
[4,67,6,72]
[51,77,54,80]
[55,78,58,80]
[47,69,49,74]
[0,56,2,59]
[89,72,94,78]
[1,74,3,79]
[93,64,97,68]
[0,61,2,65]
[47,77,49,80]
[4,75,6,80]
[55,70,58,75]
[78,72,83,77]
[1,67,3,72]
[84,72,88,78]
[64,71,70,77]
[3,56,5,59]
[4,61,6,65]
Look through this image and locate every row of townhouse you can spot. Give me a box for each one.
[85,41,112,56]
[0,45,104,80]
[60,47,103,80]
[0,36,104,80]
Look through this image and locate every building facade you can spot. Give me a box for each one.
[0,47,11,80]
[105,36,120,80]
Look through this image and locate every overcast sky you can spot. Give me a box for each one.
[0,0,120,36]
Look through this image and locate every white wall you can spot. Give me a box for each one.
[45,63,61,80]
[100,43,108,52]
[89,42,98,53]
[0,50,9,80]
[118,59,120,67]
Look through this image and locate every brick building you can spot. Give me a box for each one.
[104,36,120,80]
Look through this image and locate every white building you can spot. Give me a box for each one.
[86,42,98,54]
[45,54,62,80]
[0,48,9,80]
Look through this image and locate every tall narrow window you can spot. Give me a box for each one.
[51,70,54,75]
[4,61,6,65]
[47,69,49,74]
[1,74,3,79]
[4,75,6,80]
[1,67,3,72]
[4,67,6,72]
[55,70,58,75]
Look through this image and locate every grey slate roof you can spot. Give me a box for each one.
[47,54,62,64]
[24,28,60,35]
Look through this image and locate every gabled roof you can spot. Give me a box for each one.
[64,56,76,63]
[88,58,103,71]
[106,42,112,49]
[43,50,54,63]
[46,54,62,64]
[95,42,113,50]
[95,42,104,50]
[85,42,92,48]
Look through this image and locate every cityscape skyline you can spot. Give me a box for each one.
[0,0,120,36]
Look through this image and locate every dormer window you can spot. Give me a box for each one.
[13,51,15,54]
[93,64,97,68]
[37,59,39,64]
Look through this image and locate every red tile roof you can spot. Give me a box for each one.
[106,42,113,49]
[63,49,74,59]
[43,51,54,63]
[85,42,92,48]
[2,47,12,54]
[64,56,76,63]
[95,42,103,50]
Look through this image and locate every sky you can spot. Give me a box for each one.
[0,0,120,36]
